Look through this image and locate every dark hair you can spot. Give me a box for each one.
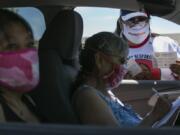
[72,32,128,92]
[0,9,34,93]
[0,9,33,39]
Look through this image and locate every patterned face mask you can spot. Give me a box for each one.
[100,53,127,90]
[103,64,127,90]
[122,22,150,45]
[0,48,39,93]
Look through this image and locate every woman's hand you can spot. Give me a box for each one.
[124,64,152,80]
[151,95,172,121]
[123,71,133,79]
[139,95,172,127]
[170,63,180,80]
[133,64,152,80]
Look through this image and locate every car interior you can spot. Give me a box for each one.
[0,0,180,134]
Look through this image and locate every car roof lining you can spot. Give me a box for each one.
[0,0,140,10]
[1,0,179,24]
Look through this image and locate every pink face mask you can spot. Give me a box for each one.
[103,64,127,90]
[0,48,39,93]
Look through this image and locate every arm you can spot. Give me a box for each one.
[127,64,174,80]
[139,95,172,127]
[0,104,6,122]
[73,87,171,127]
[138,112,159,126]
[159,68,175,80]
[73,88,119,126]
[150,68,174,80]
[131,64,157,80]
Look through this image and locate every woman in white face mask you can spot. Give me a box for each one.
[116,9,180,80]
[0,9,41,123]
[72,32,172,127]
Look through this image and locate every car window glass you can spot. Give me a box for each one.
[75,7,119,38]
[76,7,180,38]
[7,7,46,41]
[151,16,180,43]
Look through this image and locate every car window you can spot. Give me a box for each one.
[75,7,119,38]
[76,7,180,41]
[7,7,46,41]
[76,7,180,81]
[150,16,180,44]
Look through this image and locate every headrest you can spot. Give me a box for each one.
[39,10,83,61]
[120,9,148,21]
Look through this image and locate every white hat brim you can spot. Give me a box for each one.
[121,12,148,21]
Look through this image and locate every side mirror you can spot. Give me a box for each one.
[137,0,176,16]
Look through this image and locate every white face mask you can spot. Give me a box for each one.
[122,22,150,45]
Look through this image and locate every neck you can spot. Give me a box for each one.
[85,75,109,96]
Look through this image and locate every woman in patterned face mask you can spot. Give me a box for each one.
[0,9,41,123]
[72,32,172,127]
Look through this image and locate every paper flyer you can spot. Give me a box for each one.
[152,52,177,68]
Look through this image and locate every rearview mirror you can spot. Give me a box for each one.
[137,0,176,16]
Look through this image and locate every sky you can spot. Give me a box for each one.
[15,7,180,40]
[75,7,180,37]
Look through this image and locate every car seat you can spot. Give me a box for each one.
[30,10,83,124]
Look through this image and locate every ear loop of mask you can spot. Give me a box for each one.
[80,47,108,76]
[98,52,120,78]
[85,47,115,78]
[85,47,125,76]
[99,51,128,78]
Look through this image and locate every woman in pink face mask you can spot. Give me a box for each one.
[72,32,173,127]
[0,9,41,123]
